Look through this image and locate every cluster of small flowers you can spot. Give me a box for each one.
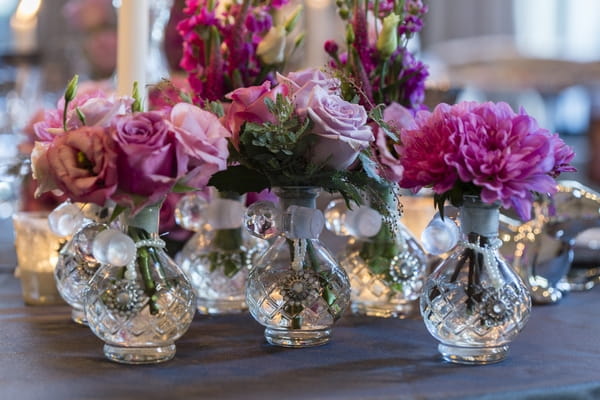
[177,0,301,103]
[324,0,429,109]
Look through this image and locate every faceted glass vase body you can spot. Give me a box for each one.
[54,224,105,324]
[246,187,351,347]
[84,205,196,364]
[176,225,267,314]
[343,221,427,318]
[420,196,531,364]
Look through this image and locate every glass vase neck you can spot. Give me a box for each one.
[274,186,320,210]
[459,196,499,240]
[128,204,161,234]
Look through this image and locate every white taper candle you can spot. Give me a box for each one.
[116,0,149,103]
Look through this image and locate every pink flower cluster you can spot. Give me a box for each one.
[31,90,230,213]
[178,0,290,103]
[224,68,373,170]
[398,101,576,220]
[325,0,429,109]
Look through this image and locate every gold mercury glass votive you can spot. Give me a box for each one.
[12,211,64,305]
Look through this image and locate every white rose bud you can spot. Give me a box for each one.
[257,25,287,65]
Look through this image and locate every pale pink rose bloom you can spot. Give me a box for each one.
[169,102,230,189]
[224,81,288,149]
[277,68,340,113]
[374,102,416,182]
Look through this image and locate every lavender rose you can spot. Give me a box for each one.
[111,111,184,208]
[36,126,117,204]
[305,85,374,169]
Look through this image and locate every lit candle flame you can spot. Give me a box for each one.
[14,0,42,22]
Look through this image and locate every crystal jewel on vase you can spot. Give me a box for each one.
[420,196,531,364]
[244,187,351,347]
[84,203,196,364]
[324,194,428,319]
[174,191,268,314]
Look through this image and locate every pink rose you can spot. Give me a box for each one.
[168,102,230,189]
[224,81,288,149]
[305,86,374,169]
[36,126,117,204]
[277,68,340,112]
[111,111,184,208]
[374,102,416,182]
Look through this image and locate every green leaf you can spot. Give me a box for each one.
[75,107,86,126]
[109,204,127,223]
[172,181,199,193]
[208,165,271,195]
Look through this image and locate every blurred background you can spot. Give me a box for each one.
[0,0,599,217]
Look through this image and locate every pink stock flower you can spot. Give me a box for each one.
[224,81,288,148]
[373,102,415,182]
[305,85,374,169]
[399,101,576,220]
[168,102,230,189]
[34,126,118,204]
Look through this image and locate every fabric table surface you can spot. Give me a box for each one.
[1,221,600,399]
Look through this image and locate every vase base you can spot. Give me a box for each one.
[351,299,419,319]
[71,308,88,325]
[103,344,176,364]
[197,298,247,315]
[438,343,508,365]
[265,328,331,348]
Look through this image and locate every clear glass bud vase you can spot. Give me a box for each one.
[176,191,267,314]
[344,220,427,318]
[245,187,351,347]
[53,204,111,324]
[84,204,196,364]
[420,195,531,364]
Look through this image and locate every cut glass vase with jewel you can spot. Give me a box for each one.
[175,191,268,314]
[84,203,196,364]
[420,196,531,364]
[324,193,428,319]
[49,201,113,324]
[244,187,351,348]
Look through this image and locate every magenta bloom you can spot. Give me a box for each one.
[399,101,576,220]
[111,111,185,209]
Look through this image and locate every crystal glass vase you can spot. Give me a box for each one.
[343,221,427,318]
[84,204,196,364]
[176,191,267,314]
[420,195,531,364]
[53,203,111,324]
[245,187,351,347]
